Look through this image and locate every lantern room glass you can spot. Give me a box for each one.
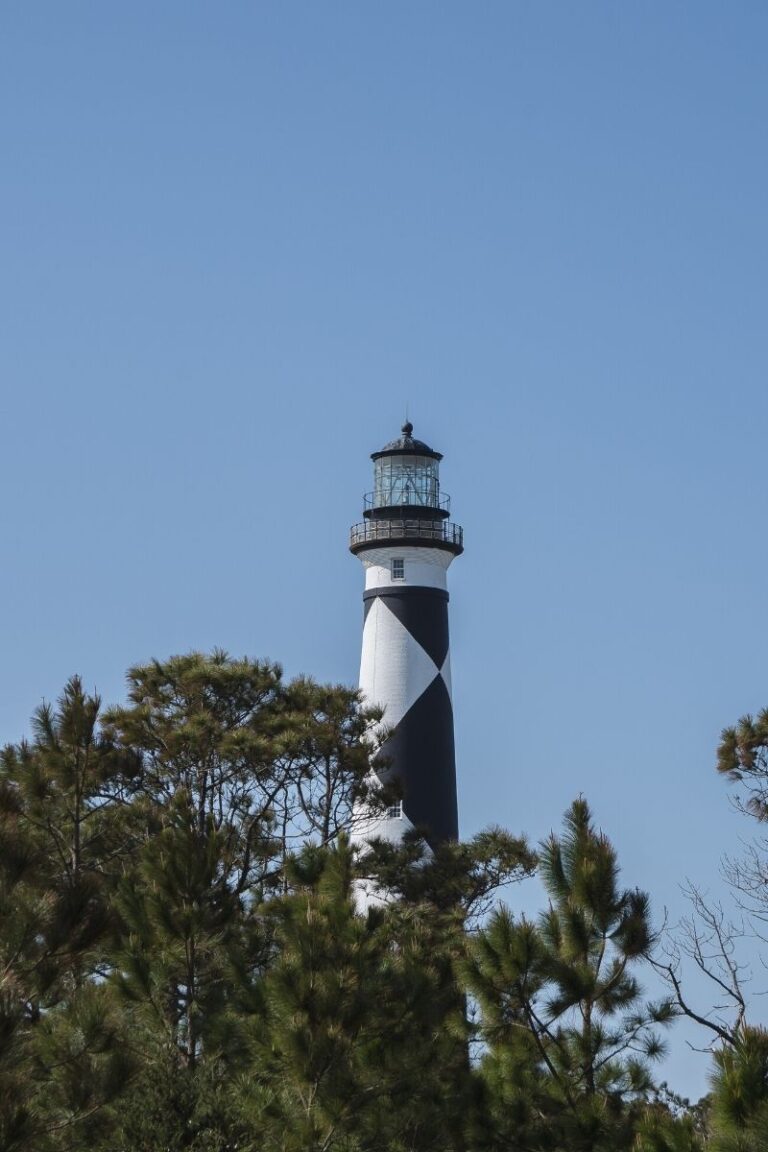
[373,454,440,508]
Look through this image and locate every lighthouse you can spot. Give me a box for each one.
[349,422,463,852]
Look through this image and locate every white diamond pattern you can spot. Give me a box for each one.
[359,597,439,734]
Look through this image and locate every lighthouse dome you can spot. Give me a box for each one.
[371,422,443,462]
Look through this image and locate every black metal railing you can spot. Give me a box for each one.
[363,491,451,514]
[350,519,464,550]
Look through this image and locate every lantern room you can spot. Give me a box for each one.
[349,422,463,556]
[368,422,448,517]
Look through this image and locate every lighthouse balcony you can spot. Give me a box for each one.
[349,518,464,555]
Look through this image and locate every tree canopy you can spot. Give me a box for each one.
[0,650,760,1150]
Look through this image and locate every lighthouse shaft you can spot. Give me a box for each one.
[359,546,458,845]
[350,424,463,851]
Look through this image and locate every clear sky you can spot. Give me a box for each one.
[3,2,768,1099]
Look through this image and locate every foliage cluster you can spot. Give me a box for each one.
[0,651,765,1150]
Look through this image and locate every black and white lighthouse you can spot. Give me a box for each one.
[349,422,463,852]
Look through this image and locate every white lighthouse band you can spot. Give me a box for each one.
[349,423,463,853]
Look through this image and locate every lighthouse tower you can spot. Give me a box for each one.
[349,422,464,851]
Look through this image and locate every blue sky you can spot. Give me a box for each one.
[3,2,768,1098]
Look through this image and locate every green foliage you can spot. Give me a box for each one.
[250,837,469,1151]
[94,1048,251,1152]
[632,1107,703,1152]
[0,676,135,1149]
[111,795,244,1068]
[364,824,536,921]
[707,1027,768,1151]
[717,708,768,821]
[464,799,675,1151]
[0,657,730,1151]
[0,655,384,1150]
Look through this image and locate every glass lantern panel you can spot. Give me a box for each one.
[374,455,439,507]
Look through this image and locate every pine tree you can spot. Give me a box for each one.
[111,795,244,1071]
[0,677,136,1150]
[464,798,674,1151]
[95,653,382,1147]
[101,652,378,894]
[0,661,707,1151]
[249,838,470,1152]
[707,1027,768,1151]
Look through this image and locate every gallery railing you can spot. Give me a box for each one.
[349,519,463,550]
